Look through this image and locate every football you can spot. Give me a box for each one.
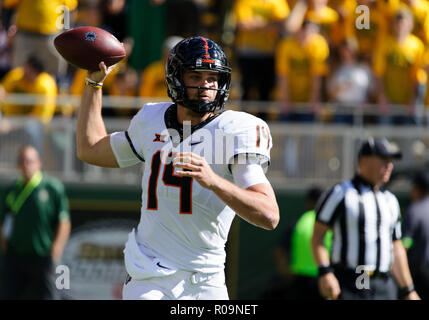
[54,26,126,71]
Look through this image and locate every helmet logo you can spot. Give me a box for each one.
[196,58,216,66]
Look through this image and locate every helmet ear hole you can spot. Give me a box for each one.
[165,37,231,113]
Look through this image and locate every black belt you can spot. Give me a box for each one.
[365,270,390,279]
[125,274,132,285]
[333,265,390,279]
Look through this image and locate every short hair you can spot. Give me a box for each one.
[395,7,414,23]
[340,37,359,52]
[26,55,45,74]
[17,145,40,162]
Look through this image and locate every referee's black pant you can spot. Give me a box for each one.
[333,266,398,300]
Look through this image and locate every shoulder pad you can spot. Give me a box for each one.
[218,111,272,165]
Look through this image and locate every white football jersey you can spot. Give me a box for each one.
[112,102,272,274]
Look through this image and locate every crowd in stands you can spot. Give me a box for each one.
[1,0,429,125]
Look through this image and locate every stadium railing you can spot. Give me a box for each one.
[1,93,428,192]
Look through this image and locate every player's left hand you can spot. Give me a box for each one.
[173,152,219,190]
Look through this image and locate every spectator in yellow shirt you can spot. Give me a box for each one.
[0,55,57,123]
[3,0,78,77]
[304,0,340,46]
[343,0,389,63]
[275,20,330,121]
[233,0,290,101]
[139,36,183,99]
[401,0,429,45]
[373,8,425,125]
[329,0,357,47]
[0,55,57,152]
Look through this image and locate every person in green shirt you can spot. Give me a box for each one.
[0,145,71,299]
[272,187,332,299]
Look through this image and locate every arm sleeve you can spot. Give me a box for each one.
[392,214,402,241]
[372,40,386,77]
[31,75,57,123]
[52,180,70,223]
[110,131,142,168]
[57,186,70,222]
[315,184,345,226]
[231,163,270,189]
[310,36,330,76]
[411,41,425,83]
[110,107,147,168]
[387,192,402,241]
[1,67,21,91]
[275,40,290,76]
[221,113,272,169]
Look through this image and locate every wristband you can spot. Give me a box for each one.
[318,264,334,277]
[85,77,103,89]
[399,283,415,299]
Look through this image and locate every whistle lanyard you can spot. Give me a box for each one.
[5,171,43,215]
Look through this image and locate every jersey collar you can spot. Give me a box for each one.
[164,103,223,142]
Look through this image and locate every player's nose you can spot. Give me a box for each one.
[201,81,216,92]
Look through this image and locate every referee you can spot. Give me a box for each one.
[311,137,420,300]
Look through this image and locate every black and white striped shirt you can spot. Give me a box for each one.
[316,175,402,273]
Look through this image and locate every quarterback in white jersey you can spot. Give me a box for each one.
[76,37,280,300]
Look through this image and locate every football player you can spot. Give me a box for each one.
[76,37,280,300]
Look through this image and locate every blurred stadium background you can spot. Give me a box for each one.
[1,0,429,299]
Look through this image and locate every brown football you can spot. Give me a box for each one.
[54,26,126,71]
